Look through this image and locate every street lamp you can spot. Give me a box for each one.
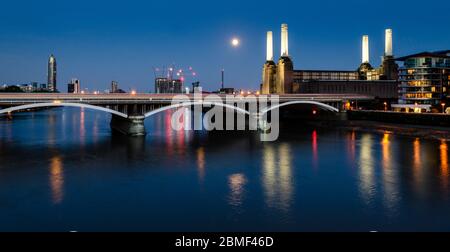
[442,103,446,114]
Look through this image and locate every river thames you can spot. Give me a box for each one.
[0,108,449,231]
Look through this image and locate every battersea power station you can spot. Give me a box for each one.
[261,24,399,100]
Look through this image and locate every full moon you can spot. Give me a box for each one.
[231,38,240,47]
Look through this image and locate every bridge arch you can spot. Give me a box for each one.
[144,101,250,118]
[261,100,339,115]
[0,102,129,118]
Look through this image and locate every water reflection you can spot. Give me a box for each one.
[197,147,206,183]
[2,109,450,231]
[312,130,318,168]
[165,112,173,155]
[80,108,86,138]
[346,131,356,162]
[413,138,422,170]
[161,109,193,157]
[49,155,64,205]
[440,140,449,194]
[262,143,293,212]
[47,112,57,147]
[381,133,399,215]
[228,174,247,208]
[412,138,425,195]
[358,134,376,206]
[92,113,99,143]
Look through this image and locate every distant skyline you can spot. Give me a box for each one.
[0,0,449,92]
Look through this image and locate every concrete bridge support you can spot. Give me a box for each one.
[110,115,146,136]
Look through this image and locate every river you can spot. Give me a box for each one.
[0,108,449,231]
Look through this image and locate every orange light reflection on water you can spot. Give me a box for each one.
[440,140,449,194]
[49,155,64,204]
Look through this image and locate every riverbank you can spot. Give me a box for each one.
[306,119,450,141]
[343,120,450,141]
[348,110,450,127]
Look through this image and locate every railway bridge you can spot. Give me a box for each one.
[0,93,373,136]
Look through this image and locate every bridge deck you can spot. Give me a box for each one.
[0,93,374,105]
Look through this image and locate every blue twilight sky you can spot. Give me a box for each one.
[0,0,449,92]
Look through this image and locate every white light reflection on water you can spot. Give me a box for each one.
[262,143,293,212]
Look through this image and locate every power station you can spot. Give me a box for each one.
[261,24,399,99]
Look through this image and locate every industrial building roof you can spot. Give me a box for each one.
[396,50,450,61]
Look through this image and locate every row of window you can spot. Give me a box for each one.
[400,86,447,92]
[401,68,449,75]
[404,57,450,68]
[294,71,359,81]
[403,93,433,99]
[299,83,394,94]
[400,76,449,82]
[399,80,448,86]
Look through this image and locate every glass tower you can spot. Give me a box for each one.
[48,54,57,92]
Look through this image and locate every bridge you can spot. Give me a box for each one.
[0,93,373,136]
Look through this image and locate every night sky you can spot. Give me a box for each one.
[1,0,449,92]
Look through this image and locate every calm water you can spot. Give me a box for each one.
[0,108,450,232]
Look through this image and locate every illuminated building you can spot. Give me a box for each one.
[393,50,450,112]
[381,29,399,81]
[261,31,277,94]
[261,26,399,99]
[47,54,57,92]
[155,77,183,94]
[275,24,294,94]
[0,82,49,93]
[358,30,399,81]
[260,24,293,94]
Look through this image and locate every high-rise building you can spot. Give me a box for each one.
[155,78,183,94]
[67,79,80,93]
[393,50,450,112]
[67,83,74,93]
[111,81,119,93]
[47,54,57,92]
[73,79,80,93]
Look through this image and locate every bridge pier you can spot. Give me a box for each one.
[110,115,146,136]
[253,114,271,133]
[258,119,271,133]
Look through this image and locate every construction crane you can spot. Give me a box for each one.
[153,64,198,83]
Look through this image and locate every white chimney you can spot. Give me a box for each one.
[267,31,273,61]
[385,29,393,57]
[281,24,289,57]
[362,35,369,63]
